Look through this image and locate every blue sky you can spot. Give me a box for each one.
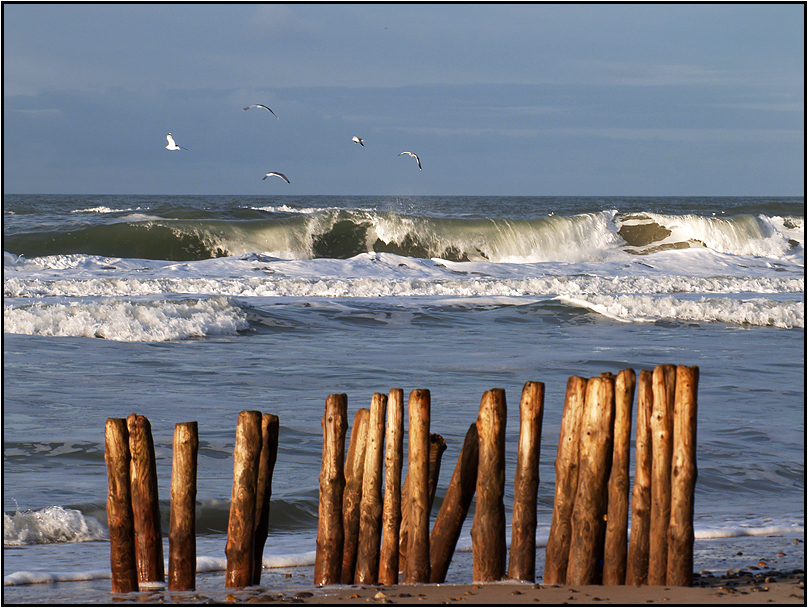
[3,3,805,196]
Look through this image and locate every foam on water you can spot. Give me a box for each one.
[4,506,107,546]
[3,296,250,341]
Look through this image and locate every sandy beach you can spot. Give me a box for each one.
[190,571,805,605]
[125,562,801,606]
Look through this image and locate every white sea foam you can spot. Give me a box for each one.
[561,294,805,328]
[3,506,106,546]
[3,296,250,341]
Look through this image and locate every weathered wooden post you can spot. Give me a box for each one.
[404,389,431,583]
[508,381,545,583]
[472,388,507,582]
[169,421,199,591]
[341,408,370,584]
[253,414,280,585]
[566,376,614,586]
[648,364,676,585]
[399,431,446,572]
[602,369,635,585]
[127,413,165,588]
[429,424,479,583]
[667,365,698,586]
[226,411,263,588]
[314,394,348,587]
[355,393,388,584]
[544,376,587,585]
[626,370,653,585]
[105,418,138,593]
[379,388,404,585]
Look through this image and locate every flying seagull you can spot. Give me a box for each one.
[398,151,421,170]
[244,104,278,119]
[262,172,290,183]
[165,133,187,150]
[352,136,364,147]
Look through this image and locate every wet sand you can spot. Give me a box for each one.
[209,570,805,605]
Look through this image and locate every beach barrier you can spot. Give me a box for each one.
[544,365,698,588]
[103,364,697,595]
[104,410,279,593]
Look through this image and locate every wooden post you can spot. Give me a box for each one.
[429,424,479,583]
[566,376,614,586]
[314,394,348,587]
[341,408,370,584]
[355,393,388,584]
[105,418,138,593]
[472,388,507,582]
[626,370,654,585]
[253,414,280,585]
[404,389,431,583]
[427,433,448,512]
[667,365,698,587]
[168,421,199,591]
[508,381,545,583]
[544,376,587,585]
[648,364,676,585]
[225,411,263,588]
[602,369,635,585]
[379,388,404,585]
[399,431,446,573]
[127,413,165,587]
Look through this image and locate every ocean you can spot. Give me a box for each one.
[3,194,804,603]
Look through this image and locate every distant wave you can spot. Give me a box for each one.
[4,272,803,341]
[4,209,801,263]
[3,296,251,341]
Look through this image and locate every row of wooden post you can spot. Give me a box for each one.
[544,365,699,587]
[315,365,697,588]
[104,411,279,593]
[314,381,547,587]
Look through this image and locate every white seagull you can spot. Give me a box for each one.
[165,133,187,150]
[262,172,290,183]
[243,104,278,119]
[352,136,365,147]
[398,151,421,170]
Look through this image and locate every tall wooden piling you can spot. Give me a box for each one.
[127,413,165,587]
[169,421,199,591]
[341,408,370,584]
[225,411,263,588]
[472,388,507,582]
[508,381,545,583]
[626,370,654,585]
[314,394,348,587]
[404,389,431,583]
[566,376,615,586]
[379,389,404,585]
[667,366,699,587]
[544,376,587,585]
[602,369,635,585]
[253,414,280,585]
[648,364,676,585]
[105,418,138,593]
[399,432,446,572]
[355,393,388,584]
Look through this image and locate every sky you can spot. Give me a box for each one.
[2,3,805,196]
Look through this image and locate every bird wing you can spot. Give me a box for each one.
[166,134,175,146]
[263,172,290,183]
[245,104,278,118]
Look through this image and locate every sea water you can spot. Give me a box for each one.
[3,195,804,603]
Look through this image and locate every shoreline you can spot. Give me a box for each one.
[104,570,804,605]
